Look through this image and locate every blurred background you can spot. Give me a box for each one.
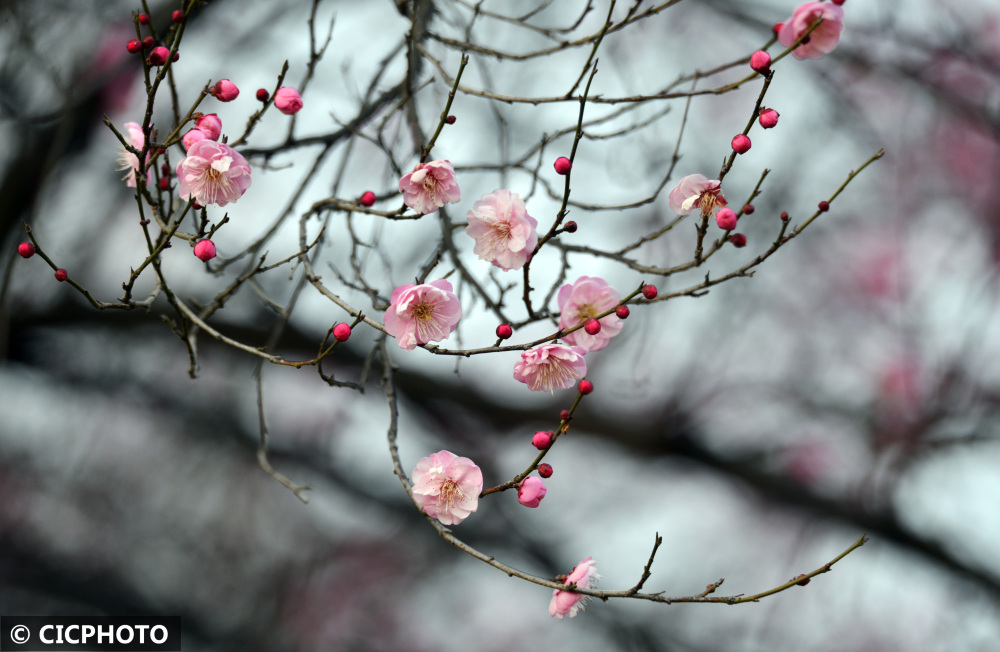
[2,0,1000,650]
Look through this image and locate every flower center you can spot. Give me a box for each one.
[699,192,720,217]
[421,174,438,202]
[412,302,434,322]
[438,478,464,509]
[577,304,596,320]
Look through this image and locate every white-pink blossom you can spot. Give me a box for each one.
[558,276,623,352]
[398,160,461,215]
[383,279,463,351]
[668,174,727,217]
[411,450,483,525]
[549,557,600,619]
[513,343,587,393]
[778,2,845,60]
[176,139,252,207]
[465,189,538,271]
[116,121,150,188]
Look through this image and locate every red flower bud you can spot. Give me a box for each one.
[642,284,657,300]
[332,323,352,342]
[126,39,143,54]
[54,268,68,282]
[138,13,151,25]
[359,191,376,207]
[818,200,830,212]
[728,233,747,248]
[553,156,572,175]
[731,134,751,154]
[615,305,630,319]
[537,463,553,478]
[17,242,35,258]
[758,108,780,129]
[496,323,513,340]
[583,318,601,335]
[446,115,456,125]
[256,88,270,102]
[750,50,771,73]
[578,379,594,394]
[171,10,185,23]
[563,221,577,233]
[147,46,170,66]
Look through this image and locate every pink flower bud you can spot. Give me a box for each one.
[537,463,553,478]
[17,242,35,258]
[818,200,830,212]
[560,409,572,421]
[583,318,601,335]
[642,284,657,300]
[273,87,303,115]
[182,128,206,151]
[359,191,376,207]
[563,221,577,233]
[578,379,593,394]
[758,108,780,129]
[54,268,68,282]
[332,323,352,342]
[517,477,547,508]
[142,36,154,50]
[729,233,747,248]
[496,323,513,340]
[138,13,151,25]
[195,114,222,140]
[553,156,572,175]
[148,46,170,66]
[171,9,185,23]
[127,39,143,54]
[446,115,457,125]
[750,50,771,73]
[715,207,738,230]
[731,134,751,154]
[256,88,269,102]
[194,239,217,262]
[210,79,240,102]
[615,305,630,319]
[532,431,553,449]
[743,204,755,214]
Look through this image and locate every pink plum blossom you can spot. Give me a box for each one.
[513,343,587,393]
[517,476,547,508]
[273,87,303,115]
[399,160,461,215]
[778,2,845,60]
[549,557,600,619]
[176,139,252,207]
[195,113,222,140]
[383,279,462,351]
[668,174,726,217]
[558,276,623,352]
[116,121,150,187]
[465,189,538,271]
[182,128,206,151]
[210,79,239,102]
[411,450,483,525]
